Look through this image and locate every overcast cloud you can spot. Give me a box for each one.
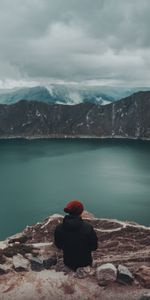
[0,0,150,87]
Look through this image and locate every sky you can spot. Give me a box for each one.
[0,0,150,88]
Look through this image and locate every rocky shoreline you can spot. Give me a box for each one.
[0,212,150,300]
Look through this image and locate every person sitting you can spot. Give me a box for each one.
[54,200,98,271]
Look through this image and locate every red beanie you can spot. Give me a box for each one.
[64,200,84,215]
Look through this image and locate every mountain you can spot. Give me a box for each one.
[0,91,150,140]
[0,86,51,104]
[0,84,150,106]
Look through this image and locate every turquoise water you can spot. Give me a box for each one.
[0,138,150,240]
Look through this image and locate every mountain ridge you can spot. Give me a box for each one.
[0,90,150,140]
[0,85,150,106]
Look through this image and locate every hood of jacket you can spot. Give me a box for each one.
[63,215,83,231]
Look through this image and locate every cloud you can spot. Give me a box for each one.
[0,0,150,86]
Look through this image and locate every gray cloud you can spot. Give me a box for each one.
[0,0,150,86]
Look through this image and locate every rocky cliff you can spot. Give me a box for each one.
[0,91,150,140]
[0,212,150,300]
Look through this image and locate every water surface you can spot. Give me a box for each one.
[0,138,150,240]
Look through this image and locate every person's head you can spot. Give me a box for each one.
[64,200,84,216]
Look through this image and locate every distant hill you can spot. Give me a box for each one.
[0,86,51,104]
[0,90,150,140]
[0,84,150,105]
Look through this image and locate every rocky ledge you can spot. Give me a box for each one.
[0,212,150,300]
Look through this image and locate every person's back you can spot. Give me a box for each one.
[54,200,98,271]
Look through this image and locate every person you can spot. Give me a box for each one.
[54,200,98,271]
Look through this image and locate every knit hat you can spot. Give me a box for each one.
[64,200,84,215]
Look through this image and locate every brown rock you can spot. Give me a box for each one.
[3,244,33,257]
[0,264,12,275]
[117,264,134,284]
[139,292,150,300]
[8,234,31,244]
[135,265,150,288]
[13,254,30,271]
[43,257,57,269]
[96,263,117,286]
[0,249,6,264]
[30,256,43,271]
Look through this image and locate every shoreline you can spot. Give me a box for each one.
[0,135,150,141]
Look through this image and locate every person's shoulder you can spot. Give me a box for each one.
[54,222,63,232]
[82,220,94,232]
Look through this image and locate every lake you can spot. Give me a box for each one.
[0,138,150,240]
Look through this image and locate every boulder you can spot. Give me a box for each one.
[135,265,150,288]
[13,254,30,271]
[139,293,150,300]
[32,249,40,256]
[3,244,33,257]
[43,257,57,269]
[8,234,31,244]
[24,253,34,260]
[27,254,57,271]
[0,250,6,264]
[117,264,134,284]
[96,263,117,286]
[30,257,44,271]
[0,263,11,275]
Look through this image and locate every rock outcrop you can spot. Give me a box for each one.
[0,212,150,299]
[96,263,117,285]
[0,91,150,140]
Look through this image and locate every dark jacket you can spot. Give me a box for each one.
[54,215,98,270]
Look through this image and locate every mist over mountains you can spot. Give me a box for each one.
[0,85,150,106]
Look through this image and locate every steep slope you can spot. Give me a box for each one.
[0,91,150,140]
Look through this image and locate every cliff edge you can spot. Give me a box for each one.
[0,212,150,300]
